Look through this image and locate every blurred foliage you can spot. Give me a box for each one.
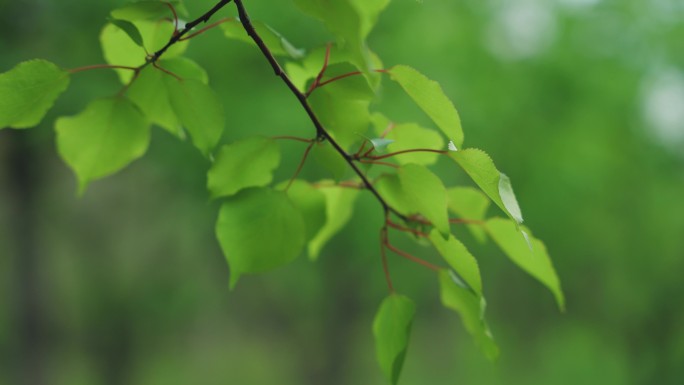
[1,0,683,384]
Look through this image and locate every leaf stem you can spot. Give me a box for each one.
[69,64,139,74]
[152,62,182,81]
[165,1,180,34]
[368,148,448,161]
[179,18,233,41]
[272,135,313,143]
[305,42,332,97]
[385,239,441,272]
[380,220,395,293]
[285,141,315,192]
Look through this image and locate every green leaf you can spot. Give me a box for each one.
[438,270,499,360]
[373,294,415,385]
[398,164,450,237]
[107,18,144,47]
[430,230,482,295]
[309,87,370,150]
[450,148,524,224]
[207,136,281,199]
[127,57,208,137]
[0,60,70,129]
[136,20,188,58]
[221,19,304,59]
[371,113,445,165]
[55,97,150,193]
[485,218,565,311]
[216,188,306,288]
[308,185,359,259]
[100,23,146,83]
[110,1,188,21]
[165,78,225,156]
[293,0,389,75]
[388,65,463,148]
[310,142,350,181]
[447,187,490,243]
[280,180,327,244]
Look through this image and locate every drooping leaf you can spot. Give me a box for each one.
[450,148,524,224]
[279,180,327,244]
[165,78,225,156]
[388,65,463,148]
[221,19,304,59]
[371,113,445,165]
[100,23,146,83]
[430,230,482,295]
[110,1,188,22]
[485,218,565,310]
[107,18,144,47]
[207,136,281,199]
[438,270,499,360]
[308,184,359,259]
[398,164,450,237]
[127,57,208,137]
[0,60,70,129]
[373,294,415,385]
[55,97,150,193]
[447,187,490,243]
[215,188,306,288]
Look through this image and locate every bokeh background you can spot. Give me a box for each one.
[1,0,683,384]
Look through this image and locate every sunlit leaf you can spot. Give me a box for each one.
[55,97,150,193]
[136,20,188,58]
[485,218,565,310]
[371,113,445,165]
[373,294,415,385]
[447,187,490,243]
[388,65,463,148]
[165,78,224,156]
[438,270,499,360]
[450,148,524,224]
[216,188,306,288]
[208,136,280,199]
[107,18,144,47]
[100,23,146,83]
[110,1,188,21]
[430,230,482,295]
[0,60,70,129]
[308,184,359,259]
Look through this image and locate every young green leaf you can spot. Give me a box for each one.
[308,185,359,260]
[447,187,490,243]
[388,65,463,148]
[280,180,327,244]
[221,19,304,59]
[165,78,225,157]
[100,23,146,83]
[136,20,188,58]
[450,148,524,224]
[216,188,306,288]
[127,58,208,137]
[107,18,144,47]
[438,270,499,360]
[373,294,415,385]
[371,113,445,165]
[207,136,280,199]
[485,218,565,311]
[398,164,450,237]
[55,97,150,193]
[0,60,70,129]
[430,230,482,295]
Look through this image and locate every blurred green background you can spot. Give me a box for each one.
[1,0,683,384]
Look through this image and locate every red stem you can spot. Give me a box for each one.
[153,62,182,81]
[359,159,399,169]
[165,2,179,34]
[385,241,441,272]
[368,148,448,161]
[315,69,387,89]
[449,218,485,225]
[380,225,395,293]
[69,64,139,74]
[272,135,313,143]
[306,43,332,96]
[387,220,428,238]
[285,141,315,192]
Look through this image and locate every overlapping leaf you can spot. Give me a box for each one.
[208,136,281,199]
[216,188,306,288]
[0,60,70,129]
[447,187,490,243]
[222,19,304,59]
[430,230,482,295]
[373,294,415,385]
[55,97,150,193]
[282,180,327,244]
[308,185,359,259]
[371,113,444,165]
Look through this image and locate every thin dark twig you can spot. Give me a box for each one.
[233,0,408,222]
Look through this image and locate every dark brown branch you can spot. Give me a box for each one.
[233,0,407,221]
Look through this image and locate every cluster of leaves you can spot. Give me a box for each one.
[0,0,563,383]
